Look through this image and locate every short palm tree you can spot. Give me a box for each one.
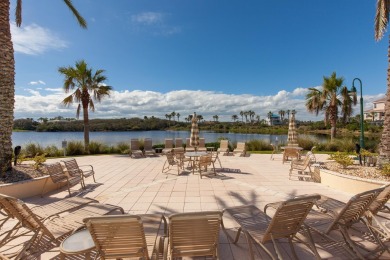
[267,111,273,126]
[59,60,112,153]
[375,0,390,158]
[306,72,356,140]
[232,114,238,122]
[0,0,86,172]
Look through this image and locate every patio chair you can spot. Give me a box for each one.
[198,154,216,178]
[222,195,321,260]
[164,211,222,259]
[306,187,386,259]
[233,142,246,157]
[175,138,183,148]
[0,194,97,248]
[162,152,183,175]
[289,155,313,181]
[61,158,96,184]
[130,138,144,158]
[197,138,207,152]
[143,138,156,157]
[83,214,167,260]
[217,140,229,156]
[185,138,195,152]
[43,162,84,197]
[315,184,390,256]
[211,151,222,168]
[162,139,173,154]
[172,147,191,168]
[283,147,300,164]
[270,143,281,160]
[0,194,124,259]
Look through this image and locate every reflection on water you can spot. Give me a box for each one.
[12,131,328,148]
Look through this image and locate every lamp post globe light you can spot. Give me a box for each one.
[351,78,365,149]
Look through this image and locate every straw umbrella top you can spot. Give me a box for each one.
[190,112,199,148]
[287,111,298,147]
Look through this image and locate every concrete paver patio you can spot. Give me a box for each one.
[2,153,389,259]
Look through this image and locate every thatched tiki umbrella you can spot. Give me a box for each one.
[190,112,200,151]
[287,110,298,147]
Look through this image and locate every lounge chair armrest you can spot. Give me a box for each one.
[78,164,94,171]
[264,201,282,214]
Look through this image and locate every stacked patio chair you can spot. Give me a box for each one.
[289,155,314,181]
[83,214,167,259]
[61,158,96,184]
[233,142,246,157]
[130,139,144,158]
[222,195,327,260]
[197,138,207,152]
[175,138,183,149]
[162,152,183,175]
[198,154,216,178]
[217,139,229,156]
[43,162,84,197]
[306,187,386,259]
[164,211,222,259]
[162,138,173,154]
[0,194,124,259]
[143,138,156,157]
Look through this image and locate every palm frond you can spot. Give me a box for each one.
[76,104,81,119]
[89,100,95,112]
[15,0,22,26]
[375,0,390,41]
[62,95,73,107]
[63,0,87,28]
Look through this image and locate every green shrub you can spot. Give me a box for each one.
[66,141,85,156]
[246,140,272,151]
[297,137,317,151]
[44,145,62,157]
[381,164,390,176]
[33,153,47,169]
[328,152,354,168]
[24,143,44,157]
[89,141,110,154]
[115,142,130,154]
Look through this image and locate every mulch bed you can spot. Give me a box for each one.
[0,164,48,184]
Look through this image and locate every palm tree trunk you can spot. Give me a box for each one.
[0,1,15,173]
[379,36,390,159]
[83,105,90,154]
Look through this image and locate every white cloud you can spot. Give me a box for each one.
[131,12,163,25]
[14,88,384,122]
[130,12,181,36]
[292,87,309,96]
[29,80,46,85]
[45,88,63,92]
[11,22,68,55]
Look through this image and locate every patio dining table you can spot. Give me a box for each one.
[184,151,208,174]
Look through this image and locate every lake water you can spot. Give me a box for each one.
[11,131,326,148]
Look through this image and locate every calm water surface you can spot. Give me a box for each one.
[12,131,325,148]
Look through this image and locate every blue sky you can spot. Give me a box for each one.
[12,0,387,121]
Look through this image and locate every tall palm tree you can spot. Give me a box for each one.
[0,0,86,171]
[375,0,390,158]
[286,110,291,122]
[244,111,249,123]
[267,111,273,126]
[232,114,238,122]
[306,72,356,140]
[59,60,112,153]
[240,111,244,123]
[171,111,176,122]
[176,113,180,122]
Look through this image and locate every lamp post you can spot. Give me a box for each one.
[351,78,365,149]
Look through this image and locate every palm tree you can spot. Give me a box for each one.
[278,110,285,122]
[176,113,180,122]
[244,111,249,123]
[0,0,86,171]
[232,114,238,122]
[256,115,260,124]
[240,111,244,122]
[375,0,390,158]
[59,60,112,153]
[171,111,176,122]
[305,72,356,140]
[267,111,273,125]
[286,110,291,122]
[215,115,219,122]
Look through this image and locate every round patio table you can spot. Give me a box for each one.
[60,229,95,259]
[184,151,208,174]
